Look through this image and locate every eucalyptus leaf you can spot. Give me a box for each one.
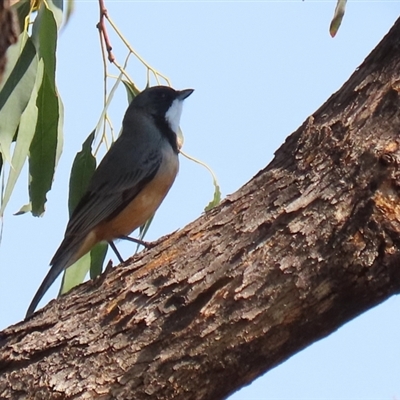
[0,34,36,110]
[60,129,97,294]
[32,4,57,80]
[60,242,109,296]
[204,182,221,212]
[0,33,27,93]
[0,59,44,216]
[90,242,108,279]
[122,80,140,104]
[46,0,63,30]
[29,73,60,216]
[139,215,154,241]
[179,149,221,212]
[330,0,347,38]
[135,214,154,253]
[59,252,90,295]
[55,95,64,168]
[0,36,37,164]
[28,4,61,216]
[68,130,96,215]
[64,0,75,27]
[14,203,32,216]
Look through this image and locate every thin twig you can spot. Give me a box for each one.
[97,0,114,63]
[97,16,108,149]
[105,13,171,86]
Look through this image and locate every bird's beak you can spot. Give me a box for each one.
[177,88,194,100]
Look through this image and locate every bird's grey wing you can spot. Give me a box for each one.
[26,131,163,319]
[69,151,161,233]
[51,134,163,264]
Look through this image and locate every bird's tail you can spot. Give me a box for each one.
[25,249,75,319]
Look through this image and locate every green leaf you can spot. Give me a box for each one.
[204,181,221,212]
[179,149,222,212]
[46,0,64,30]
[14,203,32,215]
[55,95,64,168]
[68,130,96,215]
[0,59,44,216]
[28,73,60,216]
[139,215,154,241]
[134,214,154,252]
[60,242,108,295]
[29,5,61,216]
[64,0,75,27]
[90,242,108,279]
[32,4,57,81]
[122,80,140,104]
[59,252,91,295]
[0,36,37,164]
[330,0,347,38]
[59,129,99,294]
[0,33,27,94]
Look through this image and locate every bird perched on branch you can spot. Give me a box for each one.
[26,85,194,318]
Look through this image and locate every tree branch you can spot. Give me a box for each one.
[1,17,400,400]
[97,0,114,63]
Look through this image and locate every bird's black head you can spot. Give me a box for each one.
[132,86,194,134]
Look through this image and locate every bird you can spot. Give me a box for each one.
[25,85,194,318]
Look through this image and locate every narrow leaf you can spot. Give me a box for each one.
[122,79,140,104]
[0,32,26,93]
[14,202,31,215]
[139,215,154,241]
[330,0,347,38]
[0,34,38,135]
[0,59,44,216]
[59,252,90,295]
[90,242,108,279]
[28,72,59,216]
[0,36,37,164]
[135,214,154,253]
[64,0,74,27]
[28,5,61,216]
[60,129,97,294]
[68,130,96,215]
[204,182,221,212]
[55,94,64,168]
[60,242,108,295]
[32,4,57,80]
[0,34,36,109]
[46,0,63,30]
[180,149,221,212]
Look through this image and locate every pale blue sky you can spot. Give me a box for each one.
[1,1,400,399]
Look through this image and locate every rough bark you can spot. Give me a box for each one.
[2,17,400,400]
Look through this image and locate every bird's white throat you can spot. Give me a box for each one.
[165,99,183,134]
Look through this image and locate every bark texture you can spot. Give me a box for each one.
[2,18,400,400]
